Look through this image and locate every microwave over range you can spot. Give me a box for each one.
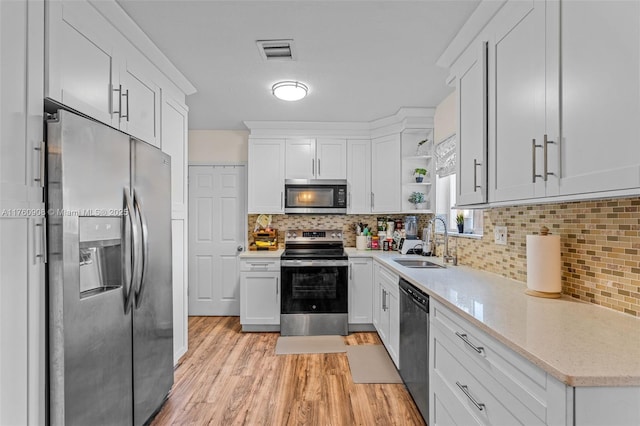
[284,179,347,214]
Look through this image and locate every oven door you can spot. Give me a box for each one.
[280,260,348,314]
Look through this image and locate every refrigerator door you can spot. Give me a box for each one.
[47,110,134,426]
[131,139,173,425]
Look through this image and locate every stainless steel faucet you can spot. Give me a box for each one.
[430,217,454,263]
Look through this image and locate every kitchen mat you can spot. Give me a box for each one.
[346,345,402,384]
[275,335,347,355]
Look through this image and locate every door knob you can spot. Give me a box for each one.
[237,245,244,252]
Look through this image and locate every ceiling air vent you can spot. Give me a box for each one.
[256,39,296,61]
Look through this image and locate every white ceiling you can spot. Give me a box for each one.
[116,0,480,130]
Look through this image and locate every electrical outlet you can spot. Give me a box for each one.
[494,226,507,245]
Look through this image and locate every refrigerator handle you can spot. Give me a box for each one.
[134,190,150,309]
[124,187,139,314]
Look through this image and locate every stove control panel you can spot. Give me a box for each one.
[285,230,342,242]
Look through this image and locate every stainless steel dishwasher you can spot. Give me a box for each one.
[399,278,429,421]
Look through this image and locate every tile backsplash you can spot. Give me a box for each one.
[453,197,640,317]
[248,197,640,318]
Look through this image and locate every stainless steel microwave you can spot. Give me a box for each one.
[284,179,347,214]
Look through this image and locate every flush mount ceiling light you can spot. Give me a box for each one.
[272,81,308,101]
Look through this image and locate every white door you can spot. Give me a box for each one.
[346,139,371,213]
[247,138,285,213]
[189,165,246,315]
[316,138,347,179]
[371,134,401,212]
[285,138,315,179]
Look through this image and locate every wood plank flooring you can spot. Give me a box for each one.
[151,317,425,426]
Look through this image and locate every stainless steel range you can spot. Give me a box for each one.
[280,230,348,336]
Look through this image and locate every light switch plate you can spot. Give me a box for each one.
[494,226,507,245]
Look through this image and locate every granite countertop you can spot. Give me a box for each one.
[345,248,640,387]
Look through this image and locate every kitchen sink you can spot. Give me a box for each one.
[393,258,445,269]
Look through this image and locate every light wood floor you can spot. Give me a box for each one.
[151,316,425,425]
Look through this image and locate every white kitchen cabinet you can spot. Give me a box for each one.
[557,0,640,197]
[346,139,371,213]
[455,41,488,206]
[488,0,559,203]
[371,134,401,213]
[120,58,161,147]
[0,1,46,424]
[248,138,285,214]
[373,261,400,368]
[161,93,189,363]
[348,257,373,327]
[239,257,281,331]
[46,0,162,146]
[316,138,347,179]
[285,138,346,180]
[430,299,568,426]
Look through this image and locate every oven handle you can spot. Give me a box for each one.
[281,259,349,267]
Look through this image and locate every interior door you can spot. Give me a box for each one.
[189,165,246,315]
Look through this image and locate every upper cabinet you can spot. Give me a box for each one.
[558,0,640,196]
[371,134,401,213]
[444,0,639,207]
[248,138,286,214]
[488,0,557,203]
[454,41,488,206]
[285,138,346,180]
[46,0,164,147]
[346,139,371,214]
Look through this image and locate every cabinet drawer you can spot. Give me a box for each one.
[433,370,482,426]
[377,262,399,289]
[432,302,548,422]
[433,331,544,425]
[240,258,280,272]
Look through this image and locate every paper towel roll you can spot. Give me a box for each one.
[356,235,367,250]
[526,234,561,296]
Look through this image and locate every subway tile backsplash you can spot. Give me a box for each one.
[248,197,640,317]
[454,197,640,317]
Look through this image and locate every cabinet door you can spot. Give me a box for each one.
[46,0,119,127]
[559,1,640,196]
[348,258,373,324]
[161,94,188,363]
[316,138,346,179]
[489,0,547,202]
[456,42,488,206]
[285,139,315,179]
[371,134,401,212]
[240,272,280,325]
[386,284,400,368]
[120,59,161,147]
[248,139,285,213]
[346,139,371,213]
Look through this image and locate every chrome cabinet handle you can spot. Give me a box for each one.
[532,138,543,182]
[311,158,315,176]
[371,192,375,210]
[543,134,556,181]
[456,382,485,411]
[280,191,284,210]
[121,89,130,121]
[382,289,387,311]
[317,158,321,176]
[134,191,149,309]
[455,332,484,354]
[473,159,481,191]
[349,262,353,280]
[34,141,45,187]
[276,277,279,296]
[112,84,122,117]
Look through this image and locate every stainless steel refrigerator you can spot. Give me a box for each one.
[47,109,173,426]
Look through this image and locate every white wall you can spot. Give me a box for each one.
[434,90,456,143]
[189,130,249,163]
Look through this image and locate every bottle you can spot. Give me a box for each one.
[405,216,418,240]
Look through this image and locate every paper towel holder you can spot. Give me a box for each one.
[525,225,562,299]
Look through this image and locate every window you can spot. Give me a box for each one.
[434,134,483,235]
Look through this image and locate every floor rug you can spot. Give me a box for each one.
[275,335,347,355]
[346,345,402,383]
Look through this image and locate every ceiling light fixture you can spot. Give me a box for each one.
[272,81,308,101]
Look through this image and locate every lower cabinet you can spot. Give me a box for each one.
[373,261,400,368]
[239,257,280,332]
[348,257,373,330]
